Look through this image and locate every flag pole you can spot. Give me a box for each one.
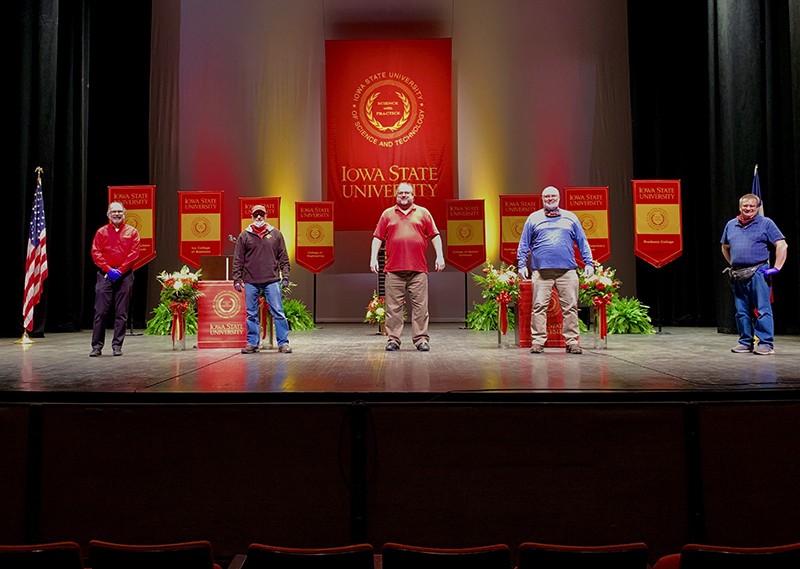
[16,167,45,345]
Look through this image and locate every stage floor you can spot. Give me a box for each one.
[2,324,799,399]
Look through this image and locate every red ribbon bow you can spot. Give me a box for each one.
[169,301,189,342]
[592,294,613,339]
[496,290,512,335]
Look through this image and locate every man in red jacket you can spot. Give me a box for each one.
[90,202,140,357]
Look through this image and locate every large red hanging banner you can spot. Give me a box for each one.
[179,190,223,269]
[326,39,453,231]
[564,186,610,265]
[239,197,281,232]
[499,194,541,266]
[632,179,682,268]
[296,201,335,273]
[108,185,156,271]
[445,199,485,273]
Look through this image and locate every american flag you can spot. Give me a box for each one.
[22,177,48,331]
[752,164,764,216]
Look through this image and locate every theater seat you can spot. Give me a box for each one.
[229,543,375,569]
[0,541,84,569]
[87,539,221,569]
[518,541,649,569]
[653,542,800,569]
[381,542,511,569]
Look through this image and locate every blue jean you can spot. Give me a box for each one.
[244,282,290,347]
[731,273,773,348]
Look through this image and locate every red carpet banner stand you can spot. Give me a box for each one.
[564,186,610,265]
[632,179,683,267]
[499,194,541,266]
[239,196,280,231]
[108,185,156,270]
[445,199,485,273]
[325,39,453,230]
[179,191,223,268]
[295,201,335,273]
[197,281,247,349]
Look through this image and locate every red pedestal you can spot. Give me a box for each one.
[516,280,566,348]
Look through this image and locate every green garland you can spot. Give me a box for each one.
[465,299,516,331]
[145,301,198,335]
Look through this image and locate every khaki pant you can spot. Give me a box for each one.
[531,269,580,347]
[385,271,429,347]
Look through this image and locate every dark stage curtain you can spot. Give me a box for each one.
[2,0,151,338]
[628,0,800,335]
[3,0,88,337]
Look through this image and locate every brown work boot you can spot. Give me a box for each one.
[566,344,583,354]
[278,344,292,353]
[241,344,259,354]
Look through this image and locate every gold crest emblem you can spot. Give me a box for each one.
[646,208,669,231]
[191,217,211,238]
[352,77,424,144]
[213,290,241,319]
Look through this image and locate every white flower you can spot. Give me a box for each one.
[376,307,385,315]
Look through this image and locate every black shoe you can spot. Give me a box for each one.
[241,345,259,354]
[89,349,102,357]
[385,342,400,351]
[416,342,430,351]
[112,347,123,356]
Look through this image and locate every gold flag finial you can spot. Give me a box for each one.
[754,164,758,175]
[35,166,43,183]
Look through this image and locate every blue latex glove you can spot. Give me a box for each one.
[107,269,122,282]
[281,277,290,288]
[759,266,779,276]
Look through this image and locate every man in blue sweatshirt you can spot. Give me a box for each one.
[517,186,594,354]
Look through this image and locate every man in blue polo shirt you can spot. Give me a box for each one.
[517,186,594,354]
[721,193,787,355]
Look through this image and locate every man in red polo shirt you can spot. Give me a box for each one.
[370,183,445,351]
[89,202,140,357]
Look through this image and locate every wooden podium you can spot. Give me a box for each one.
[200,255,234,281]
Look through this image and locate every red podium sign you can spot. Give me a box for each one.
[632,180,682,268]
[296,201,335,273]
[499,195,540,266]
[445,199,485,273]
[179,191,223,269]
[564,186,610,265]
[197,281,246,349]
[239,197,280,232]
[108,185,156,270]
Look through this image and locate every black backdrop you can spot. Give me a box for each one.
[3,0,799,338]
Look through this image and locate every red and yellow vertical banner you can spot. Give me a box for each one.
[179,190,223,269]
[632,180,683,268]
[295,201,335,273]
[499,195,541,266]
[239,197,281,232]
[108,185,156,270]
[326,39,453,231]
[564,187,610,265]
[445,199,485,273]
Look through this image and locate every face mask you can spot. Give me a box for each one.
[253,219,266,227]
